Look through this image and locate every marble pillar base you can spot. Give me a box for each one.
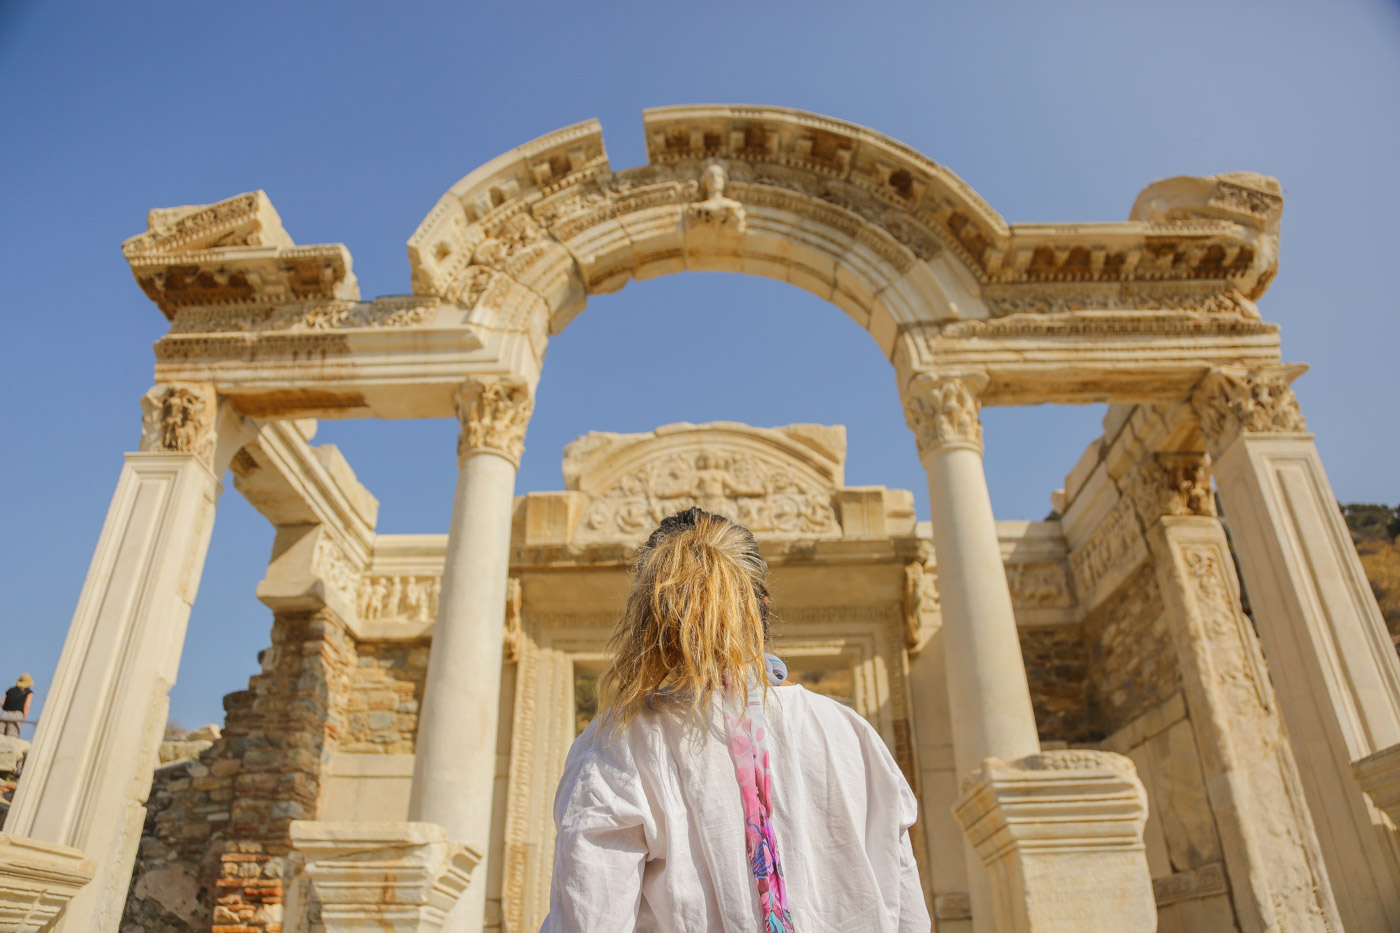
[1355,744,1400,827]
[0,833,94,933]
[290,821,480,933]
[953,751,1156,932]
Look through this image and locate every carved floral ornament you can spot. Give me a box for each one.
[455,380,534,466]
[1122,453,1216,528]
[139,384,218,467]
[902,371,988,457]
[1191,363,1308,457]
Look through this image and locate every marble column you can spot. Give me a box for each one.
[903,372,1040,931]
[409,379,532,933]
[903,371,1040,772]
[1193,364,1400,932]
[3,385,250,933]
[1123,453,1341,931]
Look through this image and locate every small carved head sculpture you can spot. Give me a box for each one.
[702,163,727,201]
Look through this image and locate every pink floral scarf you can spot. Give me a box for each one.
[724,655,796,932]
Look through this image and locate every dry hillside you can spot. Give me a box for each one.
[1343,504,1400,646]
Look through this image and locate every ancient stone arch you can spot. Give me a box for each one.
[5,105,1399,933]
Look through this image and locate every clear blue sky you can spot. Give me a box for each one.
[2,0,1396,729]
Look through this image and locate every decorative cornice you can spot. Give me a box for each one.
[455,379,533,466]
[902,371,988,457]
[139,383,218,469]
[1122,453,1216,528]
[1192,364,1308,457]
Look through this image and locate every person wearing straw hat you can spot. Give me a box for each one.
[1,674,33,737]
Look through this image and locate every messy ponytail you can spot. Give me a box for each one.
[597,507,772,733]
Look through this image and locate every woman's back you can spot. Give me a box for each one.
[543,684,930,932]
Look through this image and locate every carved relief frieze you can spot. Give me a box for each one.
[455,380,534,466]
[1122,454,1215,529]
[169,296,443,334]
[1180,544,1272,713]
[903,553,941,651]
[1192,364,1308,457]
[1068,495,1143,599]
[312,535,362,607]
[902,372,987,457]
[356,574,441,626]
[1006,561,1075,608]
[154,332,353,363]
[139,384,218,467]
[577,448,839,542]
[981,286,1256,318]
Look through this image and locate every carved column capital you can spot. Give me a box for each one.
[1121,452,1216,529]
[139,383,219,469]
[1191,363,1308,458]
[454,379,533,467]
[903,370,989,458]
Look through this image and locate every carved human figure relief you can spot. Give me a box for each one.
[356,574,441,625]
[903,555,942,651]
[1192,364,1307,457]
[456,380,534,466]
[139,384,217,467]
[902,372,988,457]
[684,162,747,234]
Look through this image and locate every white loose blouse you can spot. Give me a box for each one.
[540,683,931,932]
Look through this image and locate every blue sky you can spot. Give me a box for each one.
[2,0,1397,729]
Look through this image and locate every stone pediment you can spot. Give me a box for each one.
[562,422,846,542]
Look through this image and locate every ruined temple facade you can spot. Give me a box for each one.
[3,105,1399,933]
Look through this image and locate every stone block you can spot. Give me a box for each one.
[954,751,1156,932]
[0,737,29,775]
[0,833,95,932]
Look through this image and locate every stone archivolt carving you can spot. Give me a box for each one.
[455,380,533,466]
[685,163,747,234]
[357,574,441,626]
[1193,364,1308,456]
[139,384,217,467]
[565,423,846,544]
[902,372,987,457]
[1122,453,1216,528]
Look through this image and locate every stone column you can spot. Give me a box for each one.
[902,372,1040,770]
[1123,453,1342,931]
[408,379,531,933]
[3,384,250,933]
[1193,364,1400,932]
[903,372,1040,931]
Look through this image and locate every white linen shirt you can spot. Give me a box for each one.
[540,684,931,932]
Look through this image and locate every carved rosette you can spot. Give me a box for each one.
[1192,364,1308,458]
[1122,453,1216,529]
[455,380,534,466]
[902,371,989,457]
[139,383,218,468]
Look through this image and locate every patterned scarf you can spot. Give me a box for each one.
[724,654,796,932]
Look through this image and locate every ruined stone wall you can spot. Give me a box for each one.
[1019,625,1094,744]
[339,639,429,754]
[1083,564,1181,738]
[122,609,356,933]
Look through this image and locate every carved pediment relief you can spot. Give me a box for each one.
[563,422,846,543]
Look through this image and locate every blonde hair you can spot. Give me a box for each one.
[597,508,772,733]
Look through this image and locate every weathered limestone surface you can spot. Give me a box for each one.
[0,833,94,933]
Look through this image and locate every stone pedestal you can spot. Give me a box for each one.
[290,821,480,933]
[953,751,1156,933]
[1355,744,1400,828]
[0,833,94,932]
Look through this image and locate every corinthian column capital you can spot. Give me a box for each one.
[1191,363,1308,458]
[139,383,219,469]
[1121,452,1216,529]
[454,379,533,467]
[902,370,990,458]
